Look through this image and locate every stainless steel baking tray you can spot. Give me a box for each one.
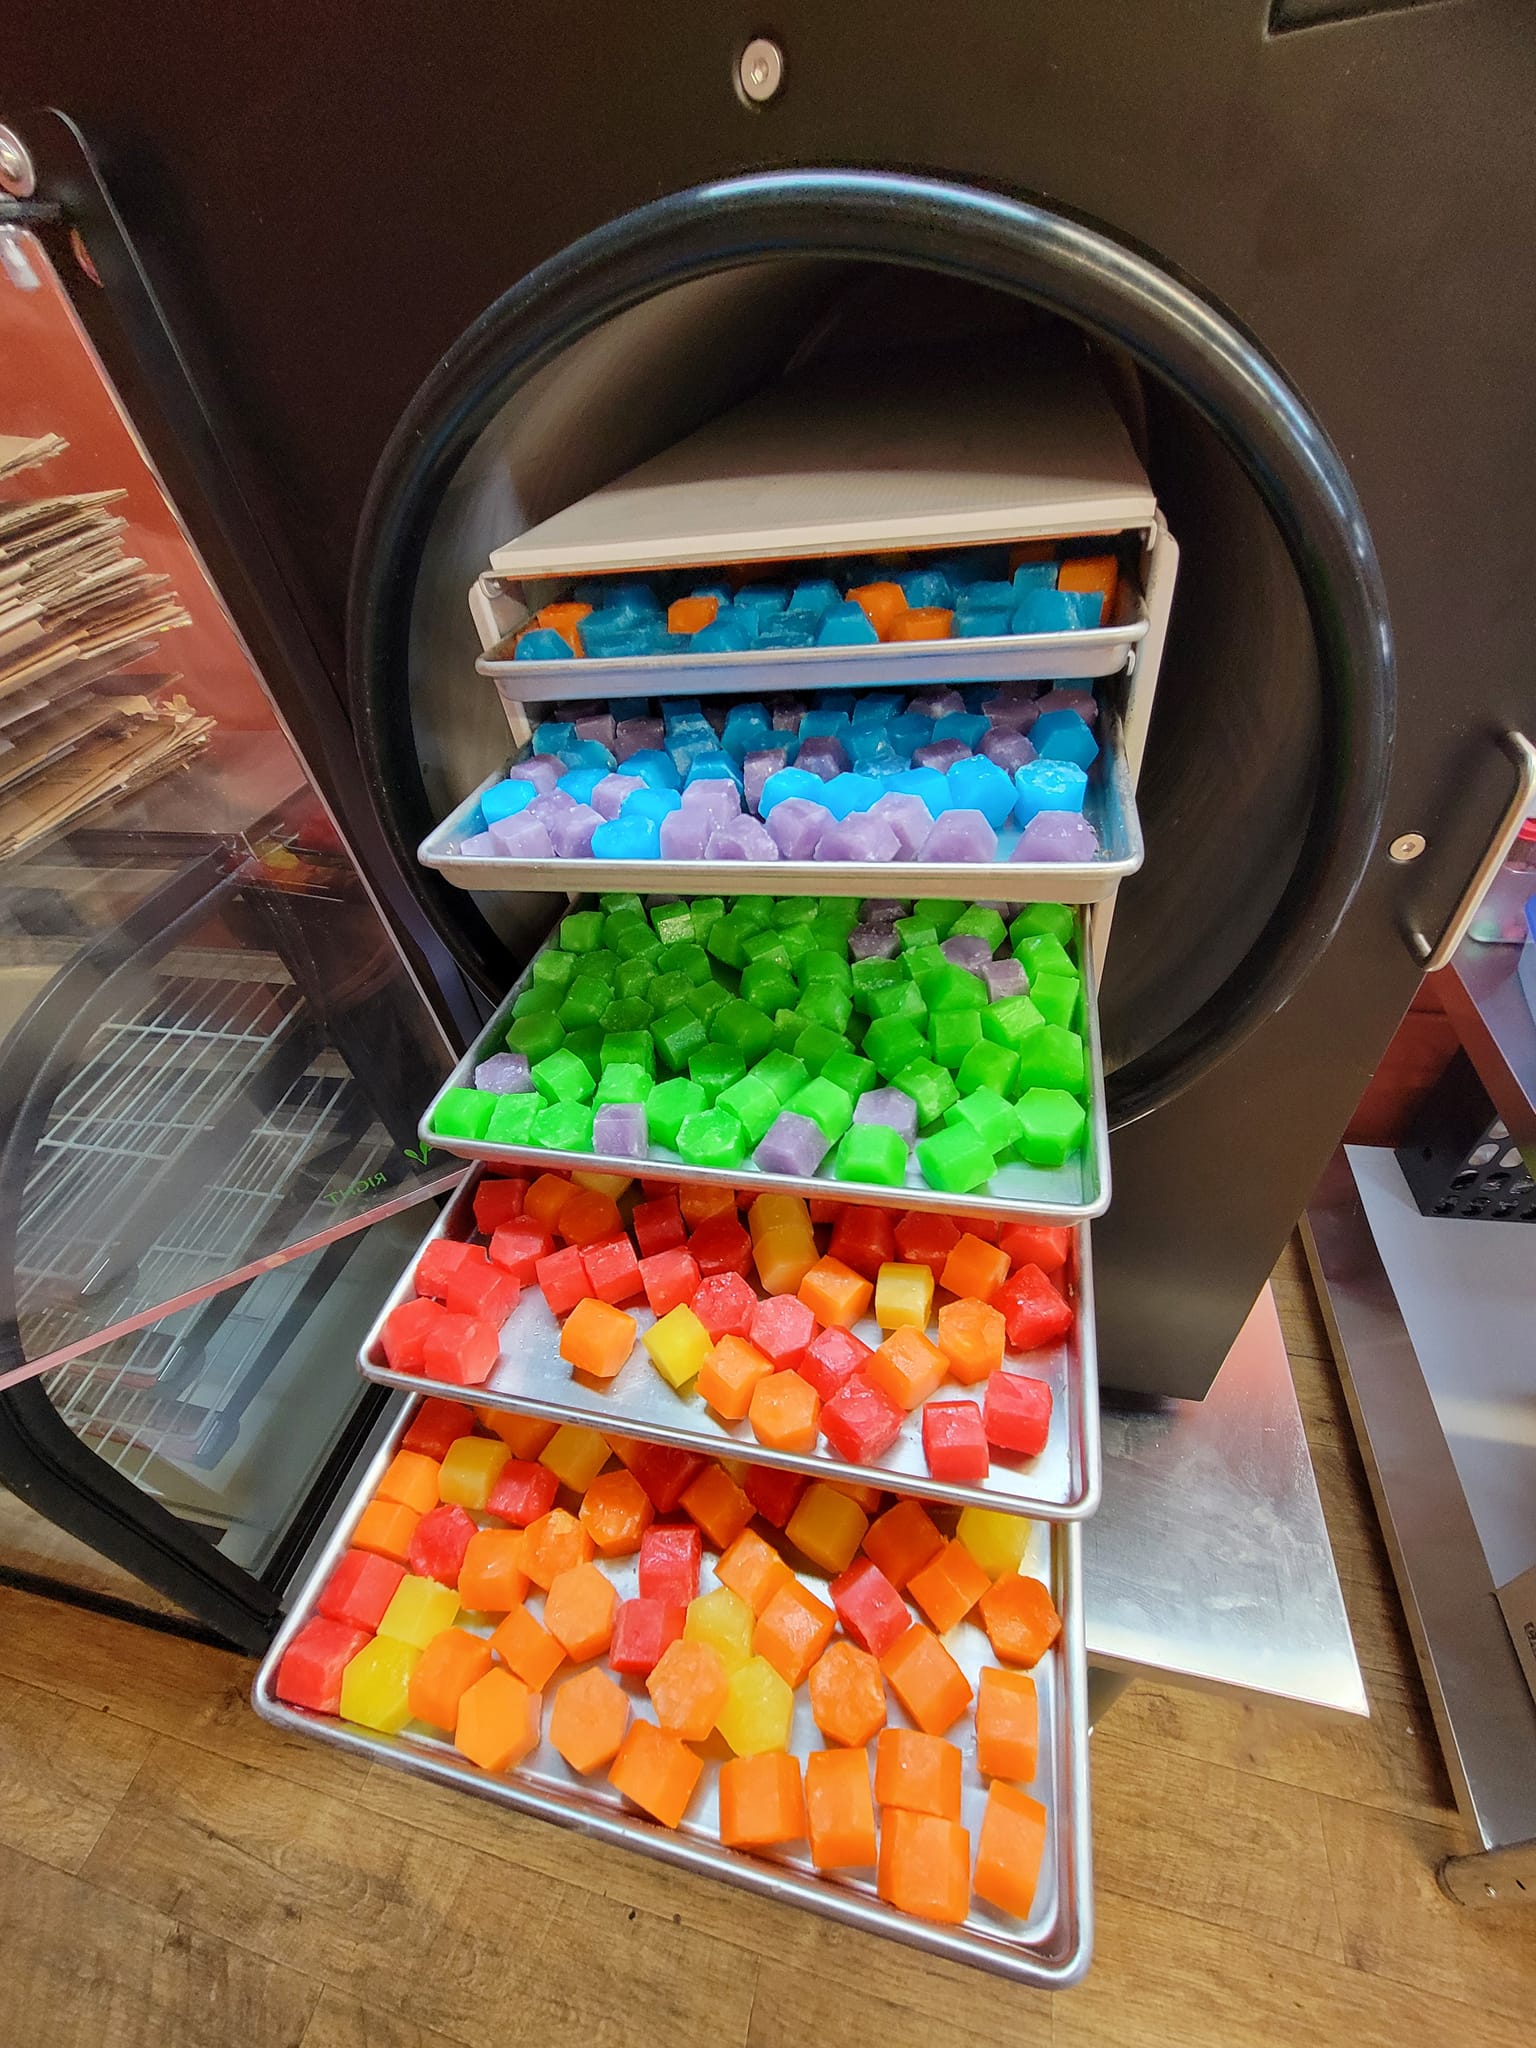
[253,1397,1092,1988]
[417,906,1108,1223]
[359,1170,1100,1519]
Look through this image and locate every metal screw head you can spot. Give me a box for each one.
[737,37,785,105]
[0,123,37,200]
[1389,832,1427,863]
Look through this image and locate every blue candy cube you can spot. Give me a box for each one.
[604,579,663,614]
[531,721,576,755]
[945,756,1017,829]
[848,729,906,773]
[515,628,575,662]
[1013,758,1089,825]
[622,787,683,823]
[480,777,537,825]
[954,610,1011,639]
[954,580,1016,614]
[788,579,841,617]
[756,616,817,648]
[589,814,661,859]
[896,568,952,608]
[932,711,991,750]
[800,709,852,742]
[822,773,884,820]
[759,767,830,816]
[888,713,934,755]
[886,766,949,814]
[1010,561,1057,592]
[621,749,682,791]
[734,585,789,618]
[816,602,880,647]
[1032,708,1101,770]
[691,617,753,654]
[559,739,617,771]
[1011,588,1103,634]
[685,750,744,786]
[557,767,608,805]
[690,583,732,605]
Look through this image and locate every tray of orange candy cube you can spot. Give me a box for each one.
[358,1166,1099,1520]
[254,1393,1090,1987]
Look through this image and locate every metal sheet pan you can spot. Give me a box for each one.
[253,1398,1092,1989]
[417,904,1109,1223]
[358,1169,1100,1519]
[417,712,1141,906]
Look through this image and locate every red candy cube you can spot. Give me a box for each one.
[609,1596,687,1676]
[945,1211,998,1243]
[473,1175,528,1234]
[445,1250,522,1324]
[536,1244,592,1317]
[633,1195,687,1258]
[742,1463,808,1529]
[318,1548,404,1632]
[688,1212,754,1278]
[380,1297,443,1375]
[892,1212,961,1281]
[275,1617,370,1715]
[638,1522,703,1607]
[998,1223,1070,1275]
[612,1438,707,1514]
[807,1197,843,1225]
[922,1399,991,1481]
[486,1458,561,1526]
[638,1246,701,1317]
[982,1372,1054,1456]
[692,1270,758,1341]
[749,1294,817,1373]
[401,1397,478,1460]
[994,1265,1073,1353]
[415,1237,476,1301]
[799,1325,873,1403]
[408,1502,478,1586]
[581,1233,644,1305]
[489,1220,556,1284]
[422,1312,499,1387]
[830,1556,911,1656]
[828,1207,897,1281]
[821,1373,905,1463]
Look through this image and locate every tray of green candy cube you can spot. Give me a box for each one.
[420,894,1108,1222]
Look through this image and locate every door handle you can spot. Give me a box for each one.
[1408,730,1536,972]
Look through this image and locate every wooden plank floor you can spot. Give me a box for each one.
[2,1240,1533,2048]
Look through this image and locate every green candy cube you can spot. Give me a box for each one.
[1029,973,1081,1030]
[734,897,773,933]
[486,1092,540,1145]
[687,897,725,943]
[660,940,713,986]
[613,921,663,962]
[820,1049,876,1101]
[601,1030,655,1072]
[741,929,793,974]
[648,970,696,1016]
[817,896,861,931]
[1015,933,1078,982]
[716,1073,780,1146]
[930,1010,983,1071]
[602,997,653,1034]
[711,999,775,1064]
[1014,1023,1087,1098]
[926,965,988,1015]
[1014,1087,1088,1167]
[906,898,963,937]
[647,1076,707,1150]
[1008,902,1076,949]
[600,891,646,918]
[581,949,618,984]
[845,1010,869,1050]
[652,1005,709,1074]
[904,943,950,995]
[688,1044,746,1104]
[532,1046,595,1105]
[776,924,818,969]
[506,1012,565,1062]
[614,956,655,1001]
[891,1059,960,1128]
[864,1015,928,1081]
[915,1121,995,1194]
[792,1021,848,1076]
[557,975,610,1029]
[531,948,578,989]
[650,903,695,946]
[676,1106,749,1169]
[786,1077,854,1143]
[981,994,1046,1051]
[687,981,731,1023]
[797,948,852,990]
[705,912,752,969]
[752,1050,809,1105]
[948,907,1007,953]
[595,1061,652,1107]
[512,983,559,1018]
[851,954,904,996]
[956,1039,1020,1098]
[431,1086,496,1141]
[771,896,819,927]
[798,983,853,1035]
[832,1122,909,1188]
[740,960,799,1014]
[769,1009,808,1056]
[532,1100,595,1152]
[894,915,934,952]
[866,979,928,1025]
[945,1086,1020,1158]
[565,1028,604,1077]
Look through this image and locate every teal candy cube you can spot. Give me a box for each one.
[486,1092,540,1144]
[1014,1087,1087,1166]
[820,1049,877,1101]
[752,1050,809,1105]
[506,1012,564,1062]
[832,1122,909,1188]
[532,1100,595,1152]
[595,1061,652,1107]
[890,1059,960,1128]
[716,1073,780,1145]
[915,1121,995,1194]
[532,1047,595,1105]
[1014,1023,1087,1098]
[677,1106,748,1170]
[930,1009,984,1070]
[431,1087,496,1141]
[652,1005,709,1073]
[945,1086,1020,1158]
[955,1039,1019,1098]
[688,1044,746,1104]
[647,1076,707,1150]
[786,1077,854,1143]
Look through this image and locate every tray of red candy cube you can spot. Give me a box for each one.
[255,1393,1091,1988]
[358,1166,1098,1520]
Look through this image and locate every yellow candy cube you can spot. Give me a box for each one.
[753,1224,819,1297]
[684,1585,754,1673]
[785,1481,868,1574]
[874,1261,934,1333]
[377,1572,462,1649]
[957,1504,1033,1579]
[717,1655,794,1755]
[339,1636,421,1732]
[643,1302,713,1389]
[748,1192,812,1241]
[538,1422,611,1493]
[571,1170,632,1198]
[438,1435,511,1510]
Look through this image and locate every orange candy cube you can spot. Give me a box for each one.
[407,1627,493,1732]
[715,1528,795,1617]
[877,1809,971,1924]
[805,1747,877,1869]
[874,1728,963,1818]
[454,1666,541,1774]
[457,1529,530,1611]
[548,1666,630,1775]
[754,1579,837,1688]
[578,1468,654,1556]
[862,1498,944,1591]
[646,1638,730,1742]
[748,1369,821,1454]
[520,1508,595,1588]
[476,1409,558,1459]
[352,1498,420,1565]
[542,1561,617,1662]
[866,1326,948,1412]
[608,1717,704,1829]
[847,581,908,635]
[697,1334,774,1421]
[907,1537,991,1634]
[808,1641,887,1747]
[828,1478,884,1514]
[935,1298,1007,1385]
[376,1450,442,1516]
[1057,553,1118,615]
[940,1233,1011,1304]
[680,1462,755,1550]
[977,1574,1063,1668]
[559,1298,638,1380]
[556,1187,622,1246]
[718,1750,805,1847]
[976,1668,1039,1781]
[797,1256,874,1330]
[524,1173,576,1232]
[880,1624,973,1735]
[681,1182,739,1226]
[886,607,953,641]
[668,594,720,635]
[490,1602,566,1691]
[974,1782,1048,1919]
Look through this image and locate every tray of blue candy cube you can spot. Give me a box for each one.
[419,679,1140,904]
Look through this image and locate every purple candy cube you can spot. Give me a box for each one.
[815,814,901,863]
[592,773,647,820]
[1013,811,1101,862]
[918,808,998,862]
[593,1103,649,1157]
[860,899,908,926]
[849,924,901,961]
[796,735,849,781]
[574,712,617,748]
[547,802,604,857]
[771,697,809,732]
[907,689,966,720]
[941,934,994,973]
[474,1052,533,1094]
[525,788,577,824]
[868,792,934,860]
[764,797,834,860]
[853,1087,918,1144]
[485,812,556,858]
[981,728,1039,772]
[658,806,712,859]
[744,748,789,814]
[706,815,780,861]
[505,754,564,794]
[1035,685,1099,727]
[615,717,666,760]
[981,957,1031,1001]
[753,1110,832,1177]
[457,831,499,857]
[681,778,742,824]
[913,739,972,773]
